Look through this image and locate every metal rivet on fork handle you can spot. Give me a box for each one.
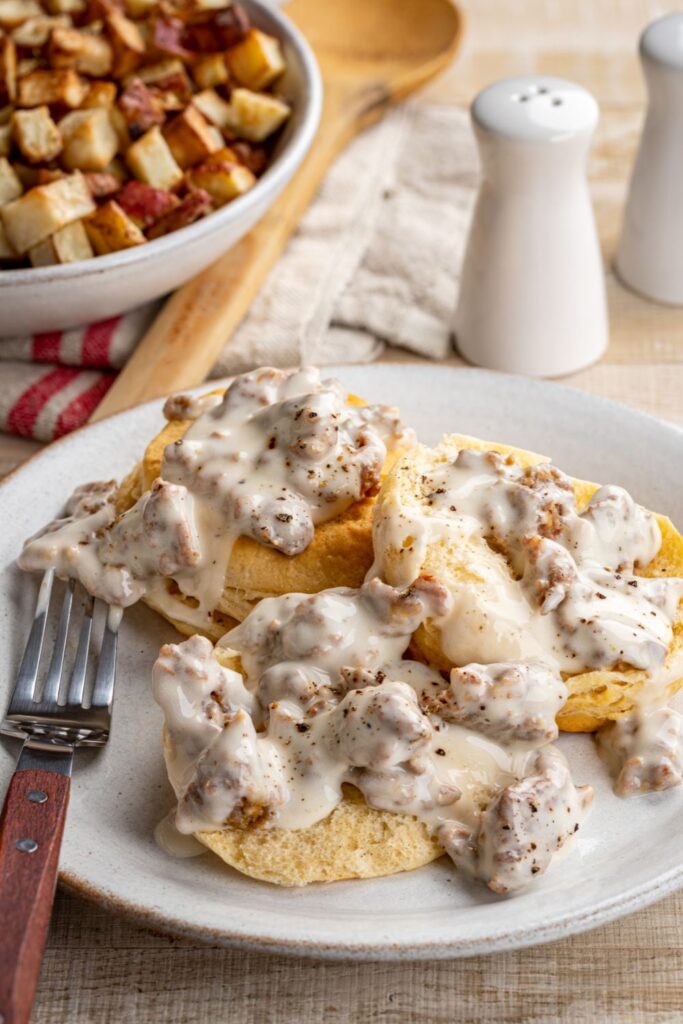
[27,790,48,804]
[15,838,38,853]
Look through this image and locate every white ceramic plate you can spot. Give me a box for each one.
[1,364,683,960]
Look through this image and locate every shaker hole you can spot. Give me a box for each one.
[552,98,563,106]
[538,87,548,94]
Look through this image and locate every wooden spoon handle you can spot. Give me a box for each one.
[0,769,70,1024]
[92,95,355,422]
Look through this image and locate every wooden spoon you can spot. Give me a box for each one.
[92,0,464,421]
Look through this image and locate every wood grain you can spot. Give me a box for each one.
[3,1,683,1021]
[0,769,70,1024]
[91,0,463,419]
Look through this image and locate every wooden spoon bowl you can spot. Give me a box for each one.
[93,0,464,419]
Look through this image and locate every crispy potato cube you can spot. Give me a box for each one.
[12,161,39,187]
[187,0,233,10]
[191,52,228,90]
[0,219,17,257]
[17,68,87,108]
[84,197,144,252]
[0,0,42,29]
[117,77,165,138]
[162,105,222,168]
[191,87,232,130]
[1,170,95,252]
[225,29,284,91]
[0,156,22,204]
[13,105,62,163]
[186,156,254,207]
[227,86,289,143]
[125,124,182,189]
[48,26,113,77]
[117,178,178,227]
[105,10,144,77]
[132,58,183,87]
[123,0,154,17]
[59,107,118,171]
[28,217,93,264]
[45,0,85,14]
[12,14,69,46]
[146,187,211,239]
[81,79,117,108]
[0,106,11,125]
[0,37,16,103]
[0,123,11,156]
[17,57,40,77]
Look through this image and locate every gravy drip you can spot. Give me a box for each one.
[597,705,683,796]
[153,578,593,894]
[373,448,683,674]
[19,367,414,621]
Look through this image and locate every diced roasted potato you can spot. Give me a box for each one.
[191,87,231,130]
[12,13,69,46]
[0,155,22,204]
[28,216,93,264]
[162,104,221,168]
[17,68,87,108]
[145,186,210,238]
[0,37,17,103]
[0,123,11,156]
[123,0,154,18]
[59,107,118,171]
[125,123,182,188]
[186,154,254,207]
[83,168,120,197]
[44,0,85,14]
[0,0,42,29]
[48,26,113,77]
[17,57,40,77]
[227,86,289,142]
[84,197,144,252]
[225,29,284,91]
[185,0,232,10]
[12,161,39,187]
[1,170,95,252]
[13,105,62,162]
[116,177,177,226]
[191,52,228,90]
[231,138,266,175]
[117,77,165,138]
[0,106,11,125]
[131,57,183,87]
[105,9,144,77]
[81,79,117,108]
[0,218,17,257]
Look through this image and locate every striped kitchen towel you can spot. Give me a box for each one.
[0,305,161,441]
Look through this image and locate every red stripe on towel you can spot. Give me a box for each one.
[32,332,63,364]
[53,374,115,439]
[6,367,80,438]
[81,317,121,368]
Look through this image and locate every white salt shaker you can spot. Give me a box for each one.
[617,14,683,304]
[454,76,608,376]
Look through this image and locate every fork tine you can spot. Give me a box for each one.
[8,569,54,712]
[40,578,74,706]
[91,605,119,709]
[65,590,94,707]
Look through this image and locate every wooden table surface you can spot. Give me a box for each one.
[3,1,683,1021]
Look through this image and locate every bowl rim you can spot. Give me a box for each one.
[0,0,322,288]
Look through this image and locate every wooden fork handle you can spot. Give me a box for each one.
[0,769,70,1024]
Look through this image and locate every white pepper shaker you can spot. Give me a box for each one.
[454,76,608,376]
[617,13,683,304]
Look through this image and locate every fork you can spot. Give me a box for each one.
[0,569,119,1024]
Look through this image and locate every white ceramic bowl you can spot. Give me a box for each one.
[0,0,322,337]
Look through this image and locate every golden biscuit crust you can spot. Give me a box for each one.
[375,434,683,733]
